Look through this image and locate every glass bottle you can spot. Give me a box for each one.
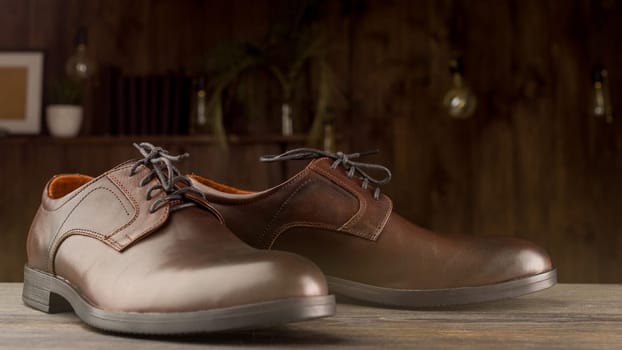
[281,102,293,136]
[189,76,210,134]
[591,65,613,124]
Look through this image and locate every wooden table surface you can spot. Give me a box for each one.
[1,283,620,349]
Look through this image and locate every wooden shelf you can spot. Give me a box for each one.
[0,134,308,146]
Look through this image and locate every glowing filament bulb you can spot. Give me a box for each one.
[65,27,97,81]
[443,57,477,119]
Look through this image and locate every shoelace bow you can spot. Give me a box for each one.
[129,142,204,213]
[260,148,392,200]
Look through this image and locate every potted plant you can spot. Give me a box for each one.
[46,78,83,137]
[203,0,338,147]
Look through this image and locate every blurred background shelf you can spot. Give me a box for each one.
[0,134,307,145]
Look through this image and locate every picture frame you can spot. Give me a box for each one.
[0,51,44,134]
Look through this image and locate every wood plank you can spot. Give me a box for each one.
[0,283,620,349]
[0,0,29,48]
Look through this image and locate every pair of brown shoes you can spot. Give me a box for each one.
[23,143,556,335]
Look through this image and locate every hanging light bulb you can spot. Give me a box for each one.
[65,26,97,80]
[442,56,477,119]
[591,65,613,124]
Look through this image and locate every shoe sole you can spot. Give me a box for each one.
[326,269,557,308]
[23,265,336,335]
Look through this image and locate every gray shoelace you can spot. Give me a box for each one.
[130,142,204,213]
[260,148,392,200]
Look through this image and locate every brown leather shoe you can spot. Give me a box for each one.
[23,143,335,334]
[190,148,557,307]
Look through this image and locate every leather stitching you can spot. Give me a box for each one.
[268,221,340,249]
[41,161,135,212]
[106,171,169,251]
[373,196,393,240]
[46,184,132,271]
[310,164,368,231]
[310,161,392,241]
[105,173,142,245]
[257,178,315,248]
[39,162,133,270]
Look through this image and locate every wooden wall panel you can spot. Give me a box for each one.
[0,0,621,282]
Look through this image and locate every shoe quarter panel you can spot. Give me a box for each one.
[260,173,360,248]
[212,170,361,249]
[104,165,170,250]
[53,177,134,241]
[308,160,393,241]
[265,161,393,248]
[44,164,170,273]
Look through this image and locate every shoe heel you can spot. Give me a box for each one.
[22,266,72,314]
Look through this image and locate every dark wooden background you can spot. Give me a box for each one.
[1,0,621,283]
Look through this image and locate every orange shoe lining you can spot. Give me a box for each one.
[47,174,94,199]
[190,175,255,195]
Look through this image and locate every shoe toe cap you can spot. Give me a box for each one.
[245,250,329,298]
[486,238,553,282]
